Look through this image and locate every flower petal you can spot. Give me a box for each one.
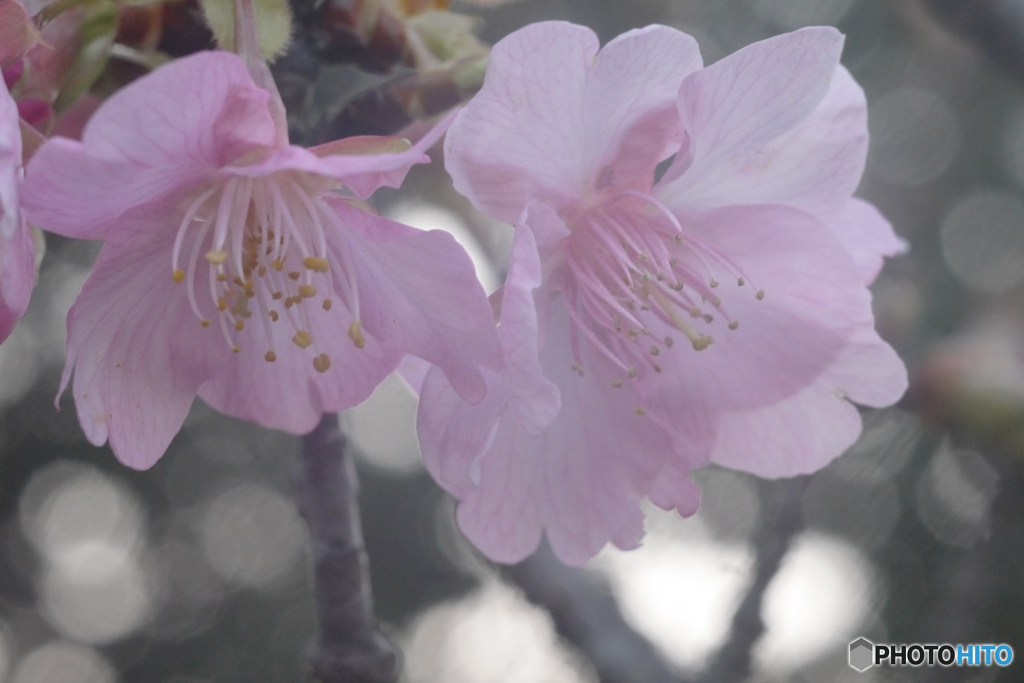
[228,110,458,198]
[22,51,274,239]
[712,322,904,477]
[659,27,846,211]
[418,201,566,499]
[0,215,35,342]
[61,212,229,469]
[326,199,502,403]
[0,1,36,65]
[454,299,677,565]
[445,22,702,224]
[829,197,908,284]
[711,379,863,477]
[0,78,20,241]
[501,202,565,432]
[418,364,507,498]
[198,291,402,434]
[649,203,869,413]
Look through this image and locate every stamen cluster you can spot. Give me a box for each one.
[171,173,364,373]
[563,191,763,390]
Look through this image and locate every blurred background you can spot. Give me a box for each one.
[3,0,1024,681]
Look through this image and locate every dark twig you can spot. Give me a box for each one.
[294,414,399,683]
[701,477,808,683]
[505,542,693,683]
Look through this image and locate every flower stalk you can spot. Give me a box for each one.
[295,413,399,683]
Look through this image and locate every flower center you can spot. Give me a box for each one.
[170,173,364,372]
[562,191,764,391]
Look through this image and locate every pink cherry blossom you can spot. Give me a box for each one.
[21,47,501,470]
[0,74,37,343]
[418,22,907,565]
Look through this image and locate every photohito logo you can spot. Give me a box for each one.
[848,638,1014,671]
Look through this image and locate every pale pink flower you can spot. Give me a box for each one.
[21,48,501,469]
[0,74,36,343]
[417,22,907,564]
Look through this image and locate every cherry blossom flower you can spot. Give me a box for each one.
[21,28,500,468]
[0,73,37,343]
[417,22,907,564]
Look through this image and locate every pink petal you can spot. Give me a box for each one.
[0,78,20,240]
[648,203,869,413]
[710,380,863,477]
[326,199,502,403]
[227,110,458,199]
[21,52,274,240]
[418,364,507,498]
[456,301,677,565]
[418,201,566,498]
[0,215,35,342]
[500,202,564,432]
[396,353,431,396]
[0,1,37,65]
[198,291,402,434]
[61,213,229,469]
[829,197,908,284]
[712,325,905,477]
[659,27,846,211]
[444,22,702,224]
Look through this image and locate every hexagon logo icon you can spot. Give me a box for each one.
[849,638,875,671]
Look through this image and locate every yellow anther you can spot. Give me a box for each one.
[689,306,701,318]
[258,266,267,277]
[692,335,713,351]
[232,345,241,353]
[272,291,283,300]
[217,273,228,282]
[217,298,228,312]
[234,320,244,331]
[233,276,244,287]
[710,279,719,288]
[348,321,366,349]
[628,367,638,379]
[172,269,186,283]
[612,379,623,388]
[265,351,277,362]
[298,284,317,298]
[322,299,333,311]
[284,297,295,309]
[269,310,279,322]
[292,330,313,349]
[303,256,330,273]
[205,250,228,265]
[201,319,211,328]
[288,271,301,281]
[729,321,739,330]
[312,353,332,373]
[635,407,646,415]
[271,259,284,271]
